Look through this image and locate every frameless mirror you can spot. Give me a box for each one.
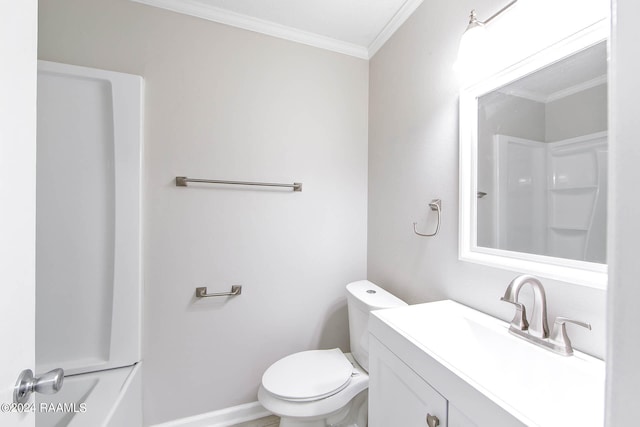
[459,24,608,288]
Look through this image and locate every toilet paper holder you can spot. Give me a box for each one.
[195,285,242,298]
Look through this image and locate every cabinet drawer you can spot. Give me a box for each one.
[369,337,447,427]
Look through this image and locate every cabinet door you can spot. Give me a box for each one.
[369,337,447,427]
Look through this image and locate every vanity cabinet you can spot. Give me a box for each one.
[369,335,518,427]
[368,301,604,427]
[369,337,447,427]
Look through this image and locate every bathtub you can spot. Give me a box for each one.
[36,363,142,427]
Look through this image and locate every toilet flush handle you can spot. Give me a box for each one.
[426,413,440,427]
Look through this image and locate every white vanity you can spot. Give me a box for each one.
[368,300,605,427]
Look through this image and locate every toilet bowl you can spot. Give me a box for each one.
[258,280,407,427]
[258,351,368,427]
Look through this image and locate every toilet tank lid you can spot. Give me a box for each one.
[346,280,407,310]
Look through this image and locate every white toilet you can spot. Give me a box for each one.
[258,280,407,427]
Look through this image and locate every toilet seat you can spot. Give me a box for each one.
[258,352,369,421]
[262,348,354,402]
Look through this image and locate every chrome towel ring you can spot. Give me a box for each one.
[413,199,441,237]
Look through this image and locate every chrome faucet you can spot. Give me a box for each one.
[500,275,591,356]
[501,275,549,338]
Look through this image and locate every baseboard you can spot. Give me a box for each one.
[149,401,271,427]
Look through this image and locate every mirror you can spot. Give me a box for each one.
[459,24,608,288]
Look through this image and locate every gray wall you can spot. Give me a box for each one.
[368,0,607,358]
[38,0,368,424]
[546,84,607,141]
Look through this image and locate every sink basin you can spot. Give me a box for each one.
[370,300,605,426]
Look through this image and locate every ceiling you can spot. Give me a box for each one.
[130,0,423,59]
[499,41,608,103]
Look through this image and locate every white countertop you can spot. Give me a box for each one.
[370,300,605,427]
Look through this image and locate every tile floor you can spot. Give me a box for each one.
[231,415,280,427]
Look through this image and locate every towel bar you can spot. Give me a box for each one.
[176,176,302,192]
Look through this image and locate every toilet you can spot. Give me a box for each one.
[258,280,407,427]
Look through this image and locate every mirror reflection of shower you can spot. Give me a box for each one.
[476,41,607,264]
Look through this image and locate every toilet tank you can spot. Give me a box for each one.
[346,280,407,372]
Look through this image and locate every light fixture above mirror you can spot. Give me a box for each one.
[454,0,518,79]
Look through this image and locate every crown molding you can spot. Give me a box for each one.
[131,0,423,59]
[131,0,369,59]
[368,0,423,58]
[500,74,607,104]
[545,74,607,102]
[499,88,548,103]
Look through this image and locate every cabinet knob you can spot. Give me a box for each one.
[426,413,440,427]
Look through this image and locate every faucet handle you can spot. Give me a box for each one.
[500,298,529,331]
[550,317,592,356]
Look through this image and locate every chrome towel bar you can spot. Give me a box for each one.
[413,199,441,237]
[176,176,302,192]
[195,285,242,298]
